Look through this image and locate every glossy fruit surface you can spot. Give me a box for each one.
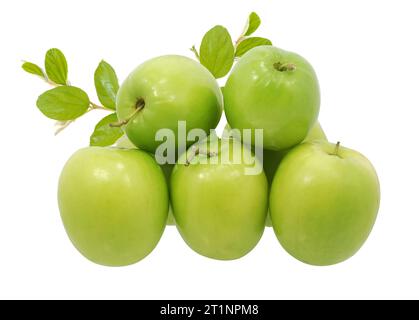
[116,135,176,225]
[270,141,380,265]
[171,138,268,260]
[224,46,320,150]
[58,147,168,266]
[116,55,223,153]
[225,122,327,227]
[263,121,327,186]
[264,122,327,226]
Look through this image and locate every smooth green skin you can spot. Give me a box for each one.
[58,147,169,266]
[264,121,327,186]
[116,55,223,153]
[115,135,176,225]
[224,46,320,150]
[270,141,380,266]
[304,121,327,142]
[224,122,327,227]
[171,139,268,260]
[264,122,327,227]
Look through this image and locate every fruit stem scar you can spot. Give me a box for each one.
[109,98,145,128]
[185,147,218,166]
[135,98,146,110]
[273,62,297,72]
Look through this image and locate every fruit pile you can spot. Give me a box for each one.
[24,13,380,267]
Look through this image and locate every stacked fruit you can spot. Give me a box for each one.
[23,13,380,267]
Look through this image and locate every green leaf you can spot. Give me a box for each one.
[244,12,261,36]
[22,62,45,78]
[36,86,90,120]
[94,60,119,110]
[235,37,272,57]
[199,25,235,78]
[90,113,123,146]
[45,48,68,85]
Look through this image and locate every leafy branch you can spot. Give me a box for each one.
[23,12,269,147]
[22,49,124,146]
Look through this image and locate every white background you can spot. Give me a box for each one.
[0,0,418,300]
